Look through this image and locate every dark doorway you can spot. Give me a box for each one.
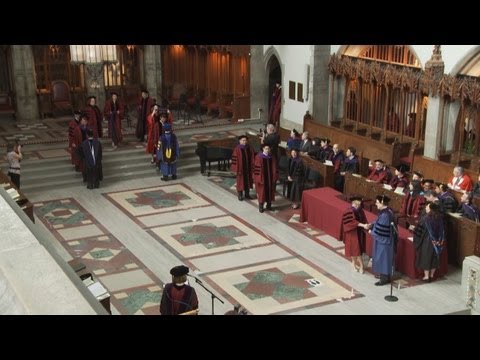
[267,55,281,127]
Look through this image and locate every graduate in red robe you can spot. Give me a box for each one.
[400,180,426,228]
[68,110,81,165]
[254,144,279,213]
[83,96,102,139]
[72,114,90,179]
[146,105,161,163]
[341,196,369,273]
[103,92,124,147]
[136,89,156,142]
[231,135,255,201]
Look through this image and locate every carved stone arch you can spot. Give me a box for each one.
[450,46,480,76]
[337,45,422,68]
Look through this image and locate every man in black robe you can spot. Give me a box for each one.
[78,129,103,189]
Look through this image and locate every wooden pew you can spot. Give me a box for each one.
[300,154,335,189]
[0,170,34,223]
[445,214,480,266]
[343,172,404,211]
[303,118,412,175]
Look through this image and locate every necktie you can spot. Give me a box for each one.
[454,176,461,187]
[89,141,95,165]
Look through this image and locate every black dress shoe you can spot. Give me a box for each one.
[259,204,264,213]
[266,203,273,211]
[172,174,177,180]
[375,280,390,286]
[238,193,244,201]
[161,176,168,181]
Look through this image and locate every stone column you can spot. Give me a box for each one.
[311,45,331,125]
[144,45,162,103]
[11,45,39,123]
[423,45,445,160]
[462,256,480,315]
[85,63,106,108]
[250,45,268,121]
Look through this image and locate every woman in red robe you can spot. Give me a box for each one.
[341,196,369,273]
[146,105,161,163]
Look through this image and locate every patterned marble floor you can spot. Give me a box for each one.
[207,175,433,289]
[34,198,162,315]
[102,183,361,314]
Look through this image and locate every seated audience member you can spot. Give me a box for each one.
[423,179,435,192]
[447,166,473,192]
[286,129,302,150]
[299,131,312,155]
[336,146,359,192]
[472,173,480,197]
[330,143,344,175]
[368,159,389,184]
[307,137,321,160]
[389,164,409,190]
[412,171,424,182]
[318,138,333,162]
[435,183,458,213]
[456,192,480,222]
[423,190,440,208]
[400,180,426,227]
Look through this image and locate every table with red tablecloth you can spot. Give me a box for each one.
[300,187,448,279]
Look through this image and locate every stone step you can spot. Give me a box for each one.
[21,161,203,195]
[18,147,197,176]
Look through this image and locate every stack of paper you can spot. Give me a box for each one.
[87,281,109,299]
[6,187,20,200]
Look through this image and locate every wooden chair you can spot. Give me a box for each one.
[51,80,72,116]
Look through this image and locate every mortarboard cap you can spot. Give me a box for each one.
[170,265,189,277]
[349,196,363,202]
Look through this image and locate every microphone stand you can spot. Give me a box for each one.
[188,274,224,315]
[385,222,399,302]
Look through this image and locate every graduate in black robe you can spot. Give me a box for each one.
[285,148,305,209]
[78,129,103,189]
[414,202,445,281]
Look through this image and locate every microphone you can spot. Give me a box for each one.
[186,273,203,284]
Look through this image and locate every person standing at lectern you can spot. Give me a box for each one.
[368,195,396,286]
[160,265,199,315]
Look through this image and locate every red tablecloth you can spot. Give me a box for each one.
[300,187,448,279]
